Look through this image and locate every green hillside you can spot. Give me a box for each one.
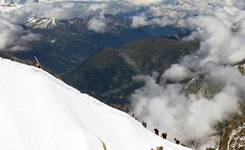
[64,37,199,105]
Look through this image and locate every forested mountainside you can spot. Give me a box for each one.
[63,37,199,105]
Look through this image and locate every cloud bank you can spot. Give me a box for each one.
[162,64,193,82]
[131,76,241,148]
[130,0,245,149]
[0,17,40,51]
[0,0,237,52]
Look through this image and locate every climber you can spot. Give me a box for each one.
[156,146,163,150]
[132,114,137,120]
[161,132,167,139]
[142,121,147,128]
[154,128,159,136]
[34,56,42,69]
[174,138,180,144]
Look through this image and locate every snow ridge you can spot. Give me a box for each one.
[0,58,190,150]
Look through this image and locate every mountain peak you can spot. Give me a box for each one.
[26,17,57,29]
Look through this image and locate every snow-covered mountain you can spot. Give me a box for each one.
[0,0,37,4]
[0,57,189,150]
[26,17,57,29]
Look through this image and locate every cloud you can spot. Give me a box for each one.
[130,0,161,5]
[130,1,245,149]
[87,16,107,33]
[162,64,193,82]
[0,1,112,51]
[131,15,149,28]
[131,74,241,148]
[181,15,245,65]
[0,18,40,51]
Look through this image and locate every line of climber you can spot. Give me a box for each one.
[132,113,186,146]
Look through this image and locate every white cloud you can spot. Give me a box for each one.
[131,15,149,28]
[162,64,193,82]
[87,16,107,33]
[130,1,245,149]
[183,13,245,65]
[131,74,241,148]
[130,0,161,5]
[0,18,40,51]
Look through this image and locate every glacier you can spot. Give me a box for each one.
[0,57,190,150]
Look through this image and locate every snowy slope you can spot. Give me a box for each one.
[0,58,190,150]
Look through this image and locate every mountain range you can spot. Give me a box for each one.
[0,15,190,75]
[63,36,199,106]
